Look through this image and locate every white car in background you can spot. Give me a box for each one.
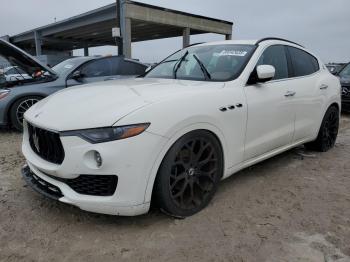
[22,38,341,217]
[3,66,32,82]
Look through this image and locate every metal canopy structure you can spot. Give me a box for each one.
[7,1,233,58]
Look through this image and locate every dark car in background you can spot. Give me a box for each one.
[338,63,350,112]
[326,63,346,75]
[0,39,147,131]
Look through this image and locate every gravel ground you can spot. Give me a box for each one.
[0,115,350,262]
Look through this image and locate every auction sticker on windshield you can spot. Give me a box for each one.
[214,50,248,57]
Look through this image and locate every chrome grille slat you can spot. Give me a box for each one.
[27,123,65,164]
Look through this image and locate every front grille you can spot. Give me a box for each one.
[27,122,65,165]
[48,174,118,196]
[342,86,350,98]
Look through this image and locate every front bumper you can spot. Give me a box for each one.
[22,165,63,200]
[22,123,168,216]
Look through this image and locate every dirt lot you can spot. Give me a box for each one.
[1,115,350,262]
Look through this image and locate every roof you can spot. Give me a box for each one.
[8,1,233,52]
[199,40,258,46]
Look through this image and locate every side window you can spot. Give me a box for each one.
[118,61,147,75]
[288,47,319,77]
[80,58,114,78]
[257,45,289,80]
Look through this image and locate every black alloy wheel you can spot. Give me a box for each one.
[305,106,339,152]
[154,130,223,217]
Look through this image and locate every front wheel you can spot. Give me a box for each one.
[153,130,224,217]
[10,96,42,131]
[305,106,339,152]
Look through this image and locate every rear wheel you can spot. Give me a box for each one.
[305,106,339,152]
[10,96,41,131]
[153,130,223,217]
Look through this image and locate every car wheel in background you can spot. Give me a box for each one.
[305,106,339,152]
[154,130,224,217]
[10,96,42,131]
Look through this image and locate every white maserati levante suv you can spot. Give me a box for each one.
[22,38,341,217]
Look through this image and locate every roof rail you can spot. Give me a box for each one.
[256,37,304,48]
[185,42,205,48]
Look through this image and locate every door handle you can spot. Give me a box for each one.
[285,91,296,97]
[320,84,328,90]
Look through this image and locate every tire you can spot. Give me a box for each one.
[305,106,339,152]
[10,96,42,132]
[153,130,224,217]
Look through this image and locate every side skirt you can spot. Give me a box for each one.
[223,137,314,179]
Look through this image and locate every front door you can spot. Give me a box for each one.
[244,45,295,160]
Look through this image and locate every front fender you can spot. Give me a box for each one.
[142,121,229,204]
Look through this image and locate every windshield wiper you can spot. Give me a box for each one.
[173,50,189,79]
[193,54,211,80]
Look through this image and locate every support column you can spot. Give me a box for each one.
[116,0,123,56]
[225,34,232,40]
[118,0,131,58]
[123,18,132,58]
[183,27,190,48]
[34,31,42,56]
[84,45,89,56]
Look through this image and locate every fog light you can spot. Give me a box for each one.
[95,151,102,167]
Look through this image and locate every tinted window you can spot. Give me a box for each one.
[53,58,85,76]
[288,47,319,77]
[118,61,146,75]
[80,58,114,77]
[257,45,289,80]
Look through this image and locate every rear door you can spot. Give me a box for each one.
[244,45,295,160]
[286,46,323,141]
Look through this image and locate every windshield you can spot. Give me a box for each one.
[0,41,56,88]
[145,44,255,81]
[52,58,82,76]
[339,64,350,78]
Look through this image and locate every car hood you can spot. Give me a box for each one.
[25,78,225,131]
[0,39,56,77]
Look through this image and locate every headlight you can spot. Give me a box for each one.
[61,123,150,144]
[0,89,10,100]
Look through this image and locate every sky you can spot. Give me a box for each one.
[0,0,349,63]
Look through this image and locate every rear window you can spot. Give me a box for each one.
[288,47,319,77]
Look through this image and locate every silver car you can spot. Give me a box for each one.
[0,39,147,131]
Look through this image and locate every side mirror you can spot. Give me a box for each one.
[72,71,83,81]
[256,65,275,82]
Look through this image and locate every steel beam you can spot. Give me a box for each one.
[126,3,232,35]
